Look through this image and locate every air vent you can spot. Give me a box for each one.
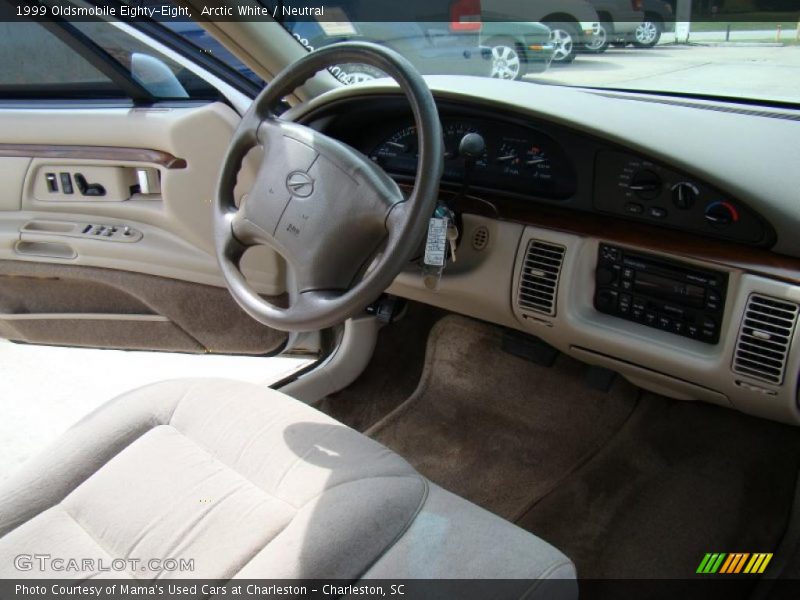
[518,239,566,317]
[472,225,489,251]
[733,294,799,385]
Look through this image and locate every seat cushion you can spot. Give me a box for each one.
[0,378,576,594]
[0,379,425,580]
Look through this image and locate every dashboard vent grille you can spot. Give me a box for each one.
[733,294,799,385]
[518,239,566,317]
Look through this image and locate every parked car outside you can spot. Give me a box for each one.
[286,20,492,83]
[286,1,555,80]
[583,0,645,53]
[480,21,555,79]
[480,0,602,65]
[619,0,676,47]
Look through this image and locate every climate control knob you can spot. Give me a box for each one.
[671,182,699,209]
[704,201,739,227]
[629,170,662,200]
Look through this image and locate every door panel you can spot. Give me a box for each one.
[0,260,286,354]
[0,103,289,353]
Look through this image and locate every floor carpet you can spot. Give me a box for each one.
[322,311,800,586]
[517,394,800,583]
[366,315,640,520]
[314,303,447,432]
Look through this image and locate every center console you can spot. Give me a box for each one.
[594,244,728,344]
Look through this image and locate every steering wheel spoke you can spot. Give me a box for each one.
[214,42,443,332]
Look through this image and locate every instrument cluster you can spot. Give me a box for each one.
[367,117,577,199]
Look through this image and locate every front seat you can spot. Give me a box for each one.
[0,379,576,597]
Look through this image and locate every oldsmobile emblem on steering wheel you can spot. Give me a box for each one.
[286,171,315,198]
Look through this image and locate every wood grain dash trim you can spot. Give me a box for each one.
[419,185,800,286]
[0,144,187,169]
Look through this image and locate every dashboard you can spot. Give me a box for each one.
[317,96,774,247]
[294,81,800,426]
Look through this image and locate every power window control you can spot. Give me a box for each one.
[81,224,141,242]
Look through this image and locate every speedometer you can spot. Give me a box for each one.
[370,126,418,173]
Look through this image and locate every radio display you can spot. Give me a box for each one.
[634,272,705,308]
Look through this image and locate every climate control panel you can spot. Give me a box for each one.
[593,150,769,245]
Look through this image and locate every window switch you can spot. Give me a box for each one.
[45,173,58,193]
[59,173,73,194]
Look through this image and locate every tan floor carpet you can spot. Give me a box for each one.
[366,315,639,520]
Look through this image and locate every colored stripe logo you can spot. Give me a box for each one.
[696,553,773,574]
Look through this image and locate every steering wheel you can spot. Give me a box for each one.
[214,42,443,332]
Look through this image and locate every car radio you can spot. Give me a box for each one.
[594,244,728,344]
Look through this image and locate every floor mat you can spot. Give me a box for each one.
[516,393,800,583]
[314,303,447,432]
[366,315,640,520]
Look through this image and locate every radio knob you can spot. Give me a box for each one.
[595,289,618,311]
[671,182,699,209]
[596,266,616,286]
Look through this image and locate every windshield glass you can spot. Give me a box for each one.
[267,0,799,106]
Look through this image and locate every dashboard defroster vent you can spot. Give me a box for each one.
[733,294,799,385]
[518,239,566,317]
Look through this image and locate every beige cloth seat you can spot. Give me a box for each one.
[0,379,576,597]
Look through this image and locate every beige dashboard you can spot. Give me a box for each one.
[293,78,800,426]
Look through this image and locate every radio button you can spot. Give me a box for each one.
[600,245,621,262]
[622,267,634,280]
[657,315,671,329]
[632,308,645,321]
[646,311,658,326]
[687,324,700,338]
[701,327,716,340]
[625,202,644,215]
[671,321,685,334]
[619,294,632,314]
[702,316,717,330]
[621,280,633,291]
[649,206,668,219]
[707,290,722,311]
[633,298,647,311]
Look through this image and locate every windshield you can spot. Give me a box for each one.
[266,0,799,106]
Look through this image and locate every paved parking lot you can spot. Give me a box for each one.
[528,43,800,104]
